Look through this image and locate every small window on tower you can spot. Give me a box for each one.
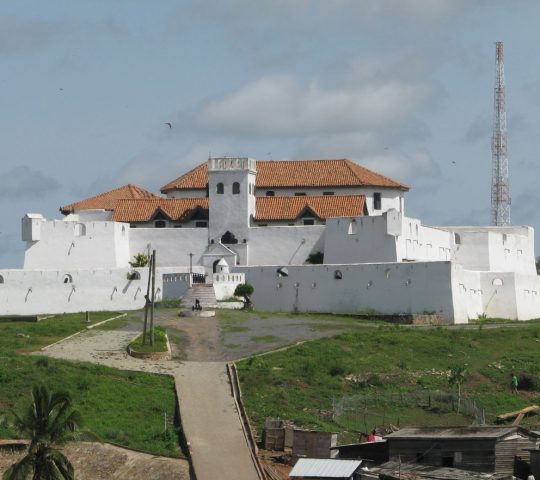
[374,192,382,210]
[216,183,224,194]
[233,182,240,194]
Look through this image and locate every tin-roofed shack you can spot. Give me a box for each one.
[331,440,388,466]
[385,426,537,476]
[376,460,513,480]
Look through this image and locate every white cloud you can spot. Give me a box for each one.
[196,74,432,137]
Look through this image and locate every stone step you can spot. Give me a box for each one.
[181,285,217,307]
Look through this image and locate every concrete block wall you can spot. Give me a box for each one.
[235,261,458,323]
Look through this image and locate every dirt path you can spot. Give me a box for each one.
[39,319,260,480]
[156,311,226,361]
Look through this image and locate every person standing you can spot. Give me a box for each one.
[511,373,519,394]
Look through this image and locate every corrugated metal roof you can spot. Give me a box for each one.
[289,458,362,478]
[385,426,520,440]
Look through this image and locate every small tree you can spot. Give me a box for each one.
[129,253,150,268]
[536,257,540,274]
[4,385,81,480]
[448,365,469,414]
[234,283,254,309]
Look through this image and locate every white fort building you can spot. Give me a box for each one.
[1,157,539,324]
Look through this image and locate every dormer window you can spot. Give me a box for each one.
[233,182,240,194]
[155,220,166,228]
[216,183,224,194]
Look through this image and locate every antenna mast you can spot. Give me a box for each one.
[491,41,510,226]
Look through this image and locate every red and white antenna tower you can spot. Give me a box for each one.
[491,41,510,226]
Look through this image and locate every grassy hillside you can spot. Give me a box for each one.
[237,323,540,438]
[0,313,181,457]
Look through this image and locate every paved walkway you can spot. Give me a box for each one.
[39,322,259,480]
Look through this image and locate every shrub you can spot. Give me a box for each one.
[306,251,324,264]
[129,253,150,268]
[519,373,536,391]
[328,365,345,377]
[35,357,49,368]
[234,283,254,297]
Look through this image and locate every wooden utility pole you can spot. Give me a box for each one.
[142,253,153,345]
[150,249,156,346]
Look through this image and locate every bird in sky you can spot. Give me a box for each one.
[164,122,172,129]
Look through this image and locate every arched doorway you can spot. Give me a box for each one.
[213,259,221,274]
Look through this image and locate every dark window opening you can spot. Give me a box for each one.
[216,182,224,194]
[195,221,207,228]
[174,225,182,228]
[232,182,240,194]
[303,219,315,225]
[155,220,166,228]
[416,453,424,463]
[323,191,335,195]
[442,457,454,468]
[266,191,275,196]
[130,224,137,228]
[334,270,342,280]
[295,192,306,196]
[221,231,238,244]
[258,224,268,227]
[374,192,382,210]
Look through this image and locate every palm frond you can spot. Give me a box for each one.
[3,453,35,480]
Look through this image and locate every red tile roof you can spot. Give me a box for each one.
[106,195,364,223]
[254,195,366,221]
[112,198,209,222]
[60,184,158,214]
[160,159,408,193]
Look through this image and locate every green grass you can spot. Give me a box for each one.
[0,313,181,457]
[238,324,540,437]
[129,326,168,353]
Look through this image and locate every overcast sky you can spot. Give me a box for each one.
[1,0,540,268]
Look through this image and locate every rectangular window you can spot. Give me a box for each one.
[295,192,307,196]
[258,224,268,227]
[174,225,182,228]
[374,192,382,210]
[130,224,137,228]
[195,221,207,228]
[303,219,315,225]
[323,191,334,195]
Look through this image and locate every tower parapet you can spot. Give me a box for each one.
[208,157,256,173]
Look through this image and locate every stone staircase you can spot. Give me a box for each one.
[181,284,217,308]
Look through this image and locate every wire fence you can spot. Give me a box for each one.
[332,391,486,432]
